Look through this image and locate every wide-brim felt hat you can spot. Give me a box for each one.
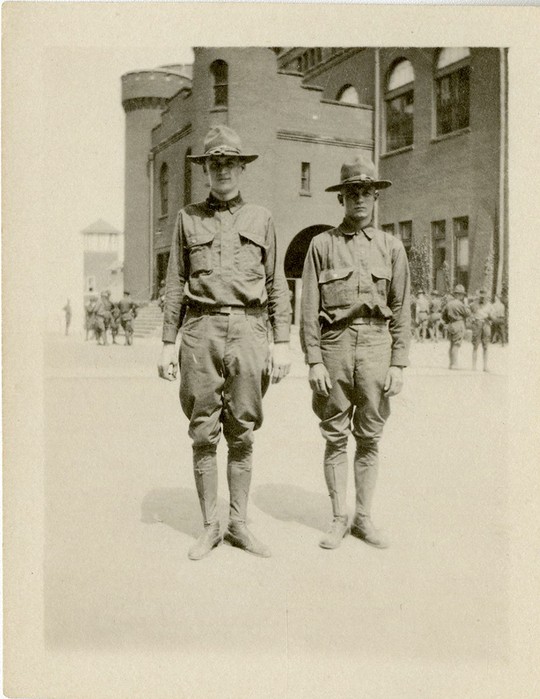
[188,125,259,164]
[325,154,392,192]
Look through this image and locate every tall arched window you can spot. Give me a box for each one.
[184,148,192,205]
[159,163,169,216]
[385,59,414,152]
[336,84,360,105]
[210,60,228,108]
[435,48,470,136]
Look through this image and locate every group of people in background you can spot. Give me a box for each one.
[84,290,138,346]
[411,286,507,371]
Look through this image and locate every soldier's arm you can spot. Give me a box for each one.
[387,239,411,368]
[263,215,290,344]
[162,212,187,344]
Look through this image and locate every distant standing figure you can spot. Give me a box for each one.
[93,292,112,346]
[85,295,98,340]
[415,290,430,342]
[158,279,166,312]
[428,290,443,342]
[110,303,121,345]
[442,284,471,370]
[490,295,507,346]
[470,288,493,372]
[63,299,72,336]
[117,291,138,345]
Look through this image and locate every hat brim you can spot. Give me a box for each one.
[187,153,259,164]
[326,178,392,192]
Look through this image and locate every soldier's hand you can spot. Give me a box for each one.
[309,363,332,396]
[158,342,178,381]
[271,342,291,384]
[384,366,403,396]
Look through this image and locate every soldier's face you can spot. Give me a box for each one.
[206,156,243,200]
[341,185,377,226]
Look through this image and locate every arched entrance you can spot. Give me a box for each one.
[284,224,333,324]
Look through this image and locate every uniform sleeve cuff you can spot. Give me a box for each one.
[306,347,323,365]
[162,326,178,343]
[390,351,409,367]
[273,326,290,343]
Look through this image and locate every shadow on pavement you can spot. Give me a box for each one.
[252,483,329,532]
[140,487,229,539]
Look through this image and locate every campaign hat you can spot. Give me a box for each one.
[325,154,392,192]
[188,126,258,164]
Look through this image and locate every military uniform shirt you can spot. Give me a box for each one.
[162,195,290,344]
[301,220,411,367]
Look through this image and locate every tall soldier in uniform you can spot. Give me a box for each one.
[301,155,411,550]
[442,284,471,370]
[157,126,291,560]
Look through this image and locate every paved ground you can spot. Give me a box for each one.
[43,329,511,698]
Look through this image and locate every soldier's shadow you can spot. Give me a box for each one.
[252,483,329,533]
[140,487,228,539]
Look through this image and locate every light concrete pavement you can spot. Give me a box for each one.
[44,329,510,698]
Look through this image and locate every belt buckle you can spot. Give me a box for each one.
[219,305,233,315]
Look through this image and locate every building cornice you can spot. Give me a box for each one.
[277,129,372,149]
[123,96,170,113]
[151,124,192,155]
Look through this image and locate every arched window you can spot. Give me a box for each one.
[184,148,192,205]
[435,48,470,136]
[210,60,228,108]
[385,59,414,152]
[336,85,360,105]
[159,163,169,216]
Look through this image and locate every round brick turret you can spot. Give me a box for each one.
[122,66,192,299]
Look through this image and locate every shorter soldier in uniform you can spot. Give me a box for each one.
[470,288,493,371]
[442,284,471,370]
[118,291,138,345]
[301,155,411,550]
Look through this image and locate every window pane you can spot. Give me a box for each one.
[387,60,414,91]
[436,66,470,135]
[338,85,360,104]
[437,47,470,70]
[214,84,228,107]
[386,90,414,151]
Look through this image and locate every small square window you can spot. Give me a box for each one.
[300,162,311,193]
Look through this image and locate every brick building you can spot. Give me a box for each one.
[121,47,508,320]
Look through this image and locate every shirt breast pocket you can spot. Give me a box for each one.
[238,230,267,277]
[319,267,355,309]
[187,231,215,276]
[371,266,391,300]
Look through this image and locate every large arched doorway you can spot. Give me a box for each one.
[284,224,333,324]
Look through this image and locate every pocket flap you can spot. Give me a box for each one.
[319,267,354,284]
[371,266,391,281]
[239,230,268,250]
[186,230,216,248]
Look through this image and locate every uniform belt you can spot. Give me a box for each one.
[350,316,387,326]
[188,305,265,316]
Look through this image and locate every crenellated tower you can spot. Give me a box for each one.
[122,66,191,298]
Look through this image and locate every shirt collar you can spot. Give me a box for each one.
[340,217,375,239]
[206,192,244,213]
